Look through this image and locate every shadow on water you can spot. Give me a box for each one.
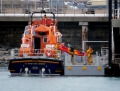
[1,67,120,79]
[9,74,64,78]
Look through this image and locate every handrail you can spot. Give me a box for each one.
[113,9,120,19]
[0,13,108,17]
[10,48,108,66]
[0,7,109,17]
[10,48,62,59]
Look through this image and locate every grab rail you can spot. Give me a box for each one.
[10,48,108,66]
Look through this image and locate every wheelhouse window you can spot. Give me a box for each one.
[43,37,47,43]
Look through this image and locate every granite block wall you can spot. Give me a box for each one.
[0,22,109,53]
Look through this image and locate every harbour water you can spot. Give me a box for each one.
[0,67,120,91]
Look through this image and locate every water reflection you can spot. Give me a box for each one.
[0,67,120,91]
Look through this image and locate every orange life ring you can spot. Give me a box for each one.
[45,49,54,57]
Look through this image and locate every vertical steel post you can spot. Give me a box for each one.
[114,0,118,18]
[41,0,44,10]
[35,0,36,10]
[1,0,2,14]
[27,0,28,10]
[108,0,112,66]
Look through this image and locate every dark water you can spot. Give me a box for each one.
[0,67,120,91]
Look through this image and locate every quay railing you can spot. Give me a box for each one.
[113,9,120,19]
[1,8,120,18]
[0,8,108,17]
[2,0,120,18]
[0,0,109,18]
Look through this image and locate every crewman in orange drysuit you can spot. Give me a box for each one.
[87,47,93,65]
[54,42,60,59]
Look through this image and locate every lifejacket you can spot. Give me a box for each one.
[55,43,60,49]
[87,48,93,57]
[44,49,54,57]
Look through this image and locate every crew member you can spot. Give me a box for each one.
[54,42,60,59]
[87,47,93,65]
[55,42,60,49]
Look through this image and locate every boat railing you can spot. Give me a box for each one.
[10,48,108,66]
[64,51,108,66]
[10,48,65,60]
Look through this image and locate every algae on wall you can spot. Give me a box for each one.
[0,27,24,48]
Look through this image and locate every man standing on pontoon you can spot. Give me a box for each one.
[87,47,93,65]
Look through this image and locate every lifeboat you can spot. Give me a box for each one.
[8,10,64,75]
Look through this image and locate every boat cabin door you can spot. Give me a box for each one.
[34,37,40,51]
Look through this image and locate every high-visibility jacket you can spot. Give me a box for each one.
[87,48,93,57]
